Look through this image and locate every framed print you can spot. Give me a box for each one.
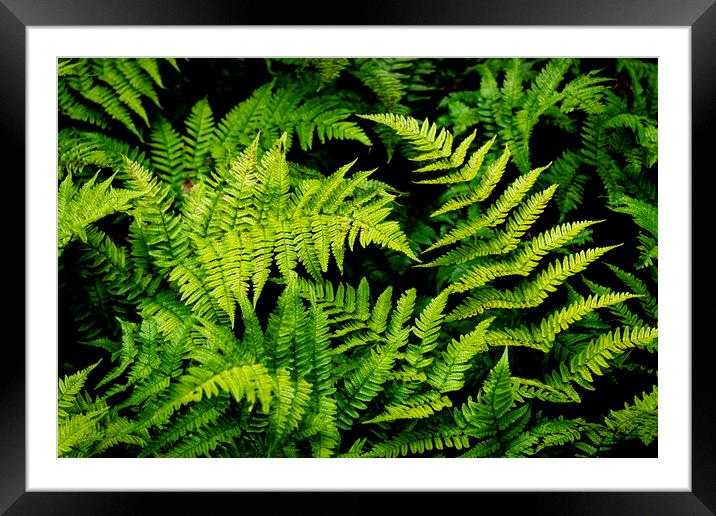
[5,0,715,513]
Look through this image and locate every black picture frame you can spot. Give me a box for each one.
[4,1,713,514]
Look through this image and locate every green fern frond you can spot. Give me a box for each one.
[568,326,657,387]
[183,97,216,179]
[264,274,310,373]
[545,326,658,391]
[137,291,195,340]
[512,377,580,404]
[59,58,176,139]
[212,80,370,163]
[423,202,590,270]
[139,398,227,457]
[540,150,589,219]
[93,416,149,454]
[335,290,416,430]
[429,145,508,213]
[168,259,231,325]
[531,292,639,343]
[606,264,657,320]
[58,407,109,457]
[405,291,450,369]
[80,83,142,138]
[150,363,272,427]
[353,58,412,111]
[57,58,659,459]
[610,194,657,238]
[363,424,471,458]
[424,163,549,252]
[58,129,148,182]
[313,58,351,88]
[213,81,275,161]
[610,193,658,268]
[96,319,139,390]
[359,113,454,162]
[192,233,253,327]
[268,370,313,454]
[123,157,190,270]
[530,416,586,453]
[582,278,644,327]
[58,172,140,252]
[559,70,611,115]
[58,361,101,419]
[363,392,453,424]
[447,245,619,321]
[453,348,534,457]
[445,217,597,295]
[161,414,244,458]
[472,347,513,421]
[427,318,492,393]
[149,117,186,194]
[604,385,658,445]
[481,292,637,352]
[501,59,573,172]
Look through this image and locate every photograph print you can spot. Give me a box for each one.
[57,57,658,459]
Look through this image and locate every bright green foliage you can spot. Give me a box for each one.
[278,57,437,113]
[58,128,148,181]
[427,318,492,393]
[453,349,536,457]
[177,133,415,322]
[604,386,658,446]
[610,194,658,269]
[437,58,657,222]
[58,58,658,459]
[548,325,657,391]
[58,361,150,457]
[59,58,179,139]
[211,79,371,162]
[58,172,141,252]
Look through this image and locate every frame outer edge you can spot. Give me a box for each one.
[691,1,716,513]
[5,0,714,513]
[0,0,27,514]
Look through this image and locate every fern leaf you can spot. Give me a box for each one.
[424,163,549,252]
[604,385,658,445]
[427,318,492,393]
[169,259,230,325]
[446,220,602,295]
[268,370,313,454]
[58,172,140,252]
[363,392,453,424]
[58,408,108,457]
[359,113,454,162]
[123,158,190,269]
[156,363,272,423]
[405,291,450,369]
[183,97,216,180]
[263,274,309,373]
[162,415,244,458]
[364,425,471,458]
[149,117,186,194]
[193,233,253,327]
[429,145,509,213]
[213,81,275,162]
[447,245,619,321]
[512,377,580,404]
[58,361,101,419]
[138,397,227,457]
[567,326,657,388]
[606,263,657,320]
[335,290,412,429]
